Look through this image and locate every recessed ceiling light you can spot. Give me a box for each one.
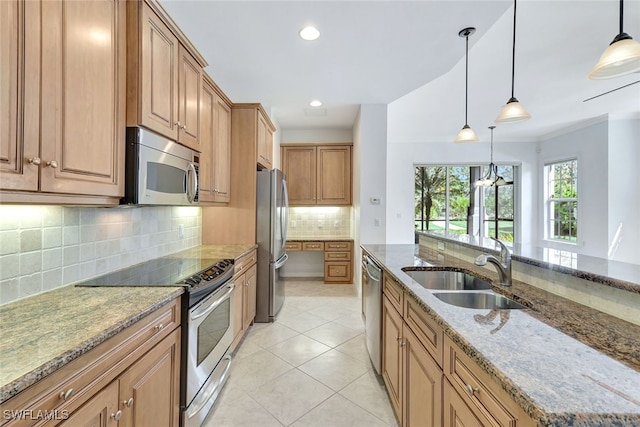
[299,26,320,41]
[309,100,322,107]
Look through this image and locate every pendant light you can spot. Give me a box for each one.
[475,126,507,187]
[495,0,531,124]
[455,27,479,144]
[588,0,640,79]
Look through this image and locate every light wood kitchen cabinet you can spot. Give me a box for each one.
[1,0,126,204]
[281,144,352,206]
[257,112,274,170]
[231,249,258,350]
[382,275,443,427]
[199,76,232,203]
[1,298,181,427]
[443,380,484,427]
[324,241,353,283]
[126,1,206,150]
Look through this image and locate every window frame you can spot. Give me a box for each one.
[543,158,578,245]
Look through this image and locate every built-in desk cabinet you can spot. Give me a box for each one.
[286,240,353,284]
[1,0,126,204]
[1,298,181,427]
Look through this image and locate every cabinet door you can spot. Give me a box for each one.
[443,380,484,427]
[198,79,215,201]
[317,145,351,205]
[232,272,245,345]
[213,95,231,202]
[257,113,272,169]
[243,264,257,330]
[177,45,200,150]
[0,0,38,191]
[324,261,352,283]
[118,330,181,427]
[56,381,119,427]
[382,296,403,422]
[40,0,125,197]
[281,146,316,205]
[403,325,443,427]
[140,3,179,140]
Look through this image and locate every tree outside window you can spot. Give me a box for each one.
[545,159,578,242]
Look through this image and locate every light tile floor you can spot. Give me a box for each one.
[204,278,398,427]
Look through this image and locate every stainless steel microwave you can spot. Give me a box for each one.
[122,127,199,206]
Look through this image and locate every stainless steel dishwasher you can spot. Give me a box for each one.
[363,254,382,374]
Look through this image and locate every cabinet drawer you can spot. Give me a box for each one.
[302,242,324,251]
[285,242,302,251]
[324,261,352,283]
[383,273,403,314]
[324,251,351,261]
[325,241,352,251]
[1,298,180,427]
[404,296,443,367]
[235,249,257,275]
[444,336,528,427]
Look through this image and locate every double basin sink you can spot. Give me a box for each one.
[402,268,529,310]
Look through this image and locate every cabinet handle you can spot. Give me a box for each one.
[28,157,41,165]
[465,384,479,396]
[123,397,134,407]
[46,160,59,168]
[111,410,122,421]
[59,388,73,400]
[154,323,164,331]
[175,121,182,128]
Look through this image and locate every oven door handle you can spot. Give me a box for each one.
[186,354,232,419]
[190,283,235,321]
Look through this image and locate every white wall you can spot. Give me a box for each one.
[385,140,537,245]
[281,128,353,143]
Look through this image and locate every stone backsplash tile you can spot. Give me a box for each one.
[287,206,352,237]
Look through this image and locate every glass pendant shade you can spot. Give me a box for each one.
[495,97,532,123]
[455,125,479,144]
[588,35,640,79]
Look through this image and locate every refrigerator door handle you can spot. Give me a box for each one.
[274,253,289,269]
[280,179,289,249]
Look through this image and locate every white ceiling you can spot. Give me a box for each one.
[161,0,640,142]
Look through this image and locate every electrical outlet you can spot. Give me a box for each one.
[334,220,340,228]
[317,220,324,228]
[291,220,297,228]
[178,224,185,239]
[374,218,380,227]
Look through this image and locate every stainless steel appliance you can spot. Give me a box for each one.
[76,255,235,427]
[122,127,199,206]
[255,169,289,322]
[363,254,382,374]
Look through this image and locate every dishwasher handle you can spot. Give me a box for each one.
[364,255,381,282]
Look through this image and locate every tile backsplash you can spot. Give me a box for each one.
[287,206,352,237]
[0,205,201,305]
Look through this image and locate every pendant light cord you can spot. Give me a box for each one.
[510,0,517,99]
[619,0,624,34]
[465,33,469,124]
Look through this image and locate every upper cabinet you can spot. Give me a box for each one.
[281,144,352,206]
[199,76,232,204]
[1,0,126,204]
[257,112,274,170]
[126,1,205,151]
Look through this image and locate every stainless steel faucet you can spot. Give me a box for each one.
[475,238,512,286]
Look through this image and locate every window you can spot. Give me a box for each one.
[545,159,578,242]
[415,165,516,242]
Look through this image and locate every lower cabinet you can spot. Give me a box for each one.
[231,249,257,350]
[380,269,536,427]
[1,298,181,427]
[285,240,354,284]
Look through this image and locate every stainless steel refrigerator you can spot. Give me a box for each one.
[255,169,289,322]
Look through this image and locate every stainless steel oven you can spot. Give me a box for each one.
[183,279,235,427]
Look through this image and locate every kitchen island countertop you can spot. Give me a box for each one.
[363,243,640,427]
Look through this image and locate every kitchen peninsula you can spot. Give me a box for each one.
[362,237,640,426]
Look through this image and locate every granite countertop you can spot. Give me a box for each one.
[0,243,256,404]
[0,286,183,403]
[363,244,640,427]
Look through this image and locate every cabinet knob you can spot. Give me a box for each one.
[182,125,187,131]
[175,121,182,128]
[28,157,41,166]
[123,397,134,407]
[465,384,479,396]
[111,410,122,421]
[154,323,164,331]
[59,388,74,400]
[46,160,59,168]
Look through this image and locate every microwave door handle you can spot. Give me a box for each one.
[186,163,198,203]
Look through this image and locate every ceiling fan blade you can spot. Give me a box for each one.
[583,79,640,102]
